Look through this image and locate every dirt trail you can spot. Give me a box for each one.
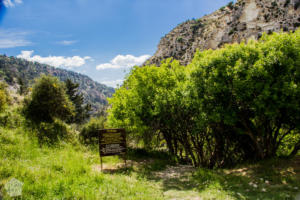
[92,156,300,200]
[152,165,201,200]
[92,162,201,199]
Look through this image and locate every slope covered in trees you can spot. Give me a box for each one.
[0,55,114,114]
[108,30,300,167]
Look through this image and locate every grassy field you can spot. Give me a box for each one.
[0,127,163,199]
[0,127,299,199]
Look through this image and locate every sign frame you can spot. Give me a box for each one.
[98,128,127,170]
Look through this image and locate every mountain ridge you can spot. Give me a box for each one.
[0,54,114,114]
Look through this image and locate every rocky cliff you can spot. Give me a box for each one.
[146,0,300,66]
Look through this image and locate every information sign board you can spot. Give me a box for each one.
[99,129,126,157]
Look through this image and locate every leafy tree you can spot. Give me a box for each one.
[24,75,75,124]
[108,59,195,154]
[17,77,27,95]
[65,79,91,124]
[108,30,300,167]
[190,30,300,161]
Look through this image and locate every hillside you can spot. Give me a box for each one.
[146,0,300,66]
[0,55,114,114]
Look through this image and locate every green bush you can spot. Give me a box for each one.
[80,117,105,144]
[37,119,72,144]
[24,75,75,124]
[227,1,234,9]
[0,107,25,128]
[108,30,300,167]
[0,82,10,112]
[176,37,183,42]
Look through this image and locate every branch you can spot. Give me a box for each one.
[276,127,295,150]
[289,140,300,157]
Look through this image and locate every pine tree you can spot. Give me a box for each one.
[65,79,91,124]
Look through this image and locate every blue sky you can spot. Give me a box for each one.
[0,0,232,87]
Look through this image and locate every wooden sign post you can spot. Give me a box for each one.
[98,128,127,171]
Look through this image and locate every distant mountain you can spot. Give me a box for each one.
[0,55,114,114]
[146,0,300,66]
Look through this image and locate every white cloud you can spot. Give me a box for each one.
[0,39,32,48]
[100,79,124,88]
[84,56,91,60]
[96,54,151,70]
[57,40,77,46]
[3,0,22,7]
[0,29,32,48]
[17,50,92,68]
[3,0,13,7]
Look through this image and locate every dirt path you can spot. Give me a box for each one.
[92,156,300,200]
[152,165,201,200]
[92,161,201,199]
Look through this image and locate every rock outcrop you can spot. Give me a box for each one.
[146,0,300,66]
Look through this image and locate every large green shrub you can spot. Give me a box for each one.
[24,75,75,124]
[108,30,300,167]
[190,30,300,163]
[37,119,72,144]
[80,116,105,144]
[108,59,187,150]
[0,107,25,128]
[23,75,75,143]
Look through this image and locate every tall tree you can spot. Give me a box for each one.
[65,79,91,124]
[17,77,27,95]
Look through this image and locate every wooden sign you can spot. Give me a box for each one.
[99,128,126,157]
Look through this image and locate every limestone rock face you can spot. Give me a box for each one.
[145,0,300,66]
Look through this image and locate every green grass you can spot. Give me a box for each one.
[0,127,163,199]
[191,160,300,200]
[0,126,299,199]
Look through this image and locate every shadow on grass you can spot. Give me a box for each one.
[101,148,174,174]
[102,148,197,191]
[101,167,134,175]
[102,149,300,200]
[191,157,300,199]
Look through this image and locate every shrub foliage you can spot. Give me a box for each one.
[108,30,300,167]
[0,82,10,112]
[80,116,105,144]
[24,75,75,124]
[23,75,75,143]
